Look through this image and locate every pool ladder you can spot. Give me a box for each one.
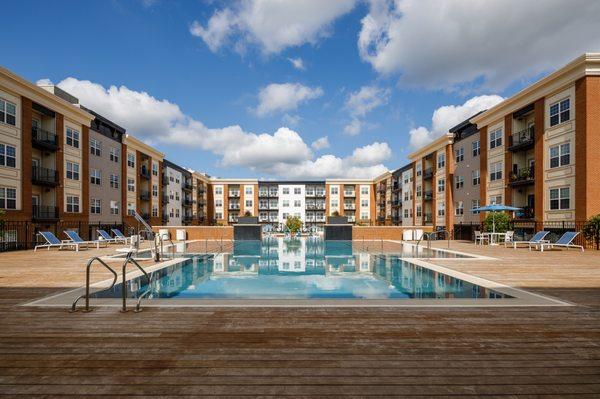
[71,252,154,313]
[415,230,451,251]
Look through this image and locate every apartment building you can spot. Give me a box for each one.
[471,53,600,223]
[304,182,326,227]
[162,160,184,226]
[85,108,125,224]
[0,67,94,225]
[122,134,164,226]
[449,117,482,225]
[210,179,258,225]
[374,172,392,225]
[190,170,209,225]
[325,179,374,225]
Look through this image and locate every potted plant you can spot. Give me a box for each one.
[582,214,600,250]
[327,210,348,225]
[285,216,302,236]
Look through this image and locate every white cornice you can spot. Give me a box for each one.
[124,134,165,160]
[0,65,93,125]
[472,53,600,127]
[408,133,453,161]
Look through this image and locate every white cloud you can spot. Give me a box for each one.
[311,136,330,150]
[282,113,301,126]
[408,95,504,149]
[343,85,390,135]
[51,77,387,179]
[36,78,53,86]
[191,0,357,54]
[288,57,306,70]
[255,83,323,116]
[358,0,600,91]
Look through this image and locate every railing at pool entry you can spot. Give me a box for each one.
[121,253,153,313]
[71,257,118,313]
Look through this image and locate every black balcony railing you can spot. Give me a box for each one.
[183,215,193,222]
[161,175,169,185]
[161,195,169,204]
[423,168,434,179]
[509,166,535,186]
[161,213,169,222]
[508,126,535,151]
[31,127,58,151]
[31,166,59,187]
[229,204,240,210]
[343,203,356,210]
[228,192,240,198]
[183,182,193,191]
[32,205,58,221]
[424,214,433,223]
[139,191,150,201]
[513,206,535,220]
[183,199,193,206]
[140,168,151,180]
[391,200,401,207]
[344,191,356,197]
[423,191,433,200]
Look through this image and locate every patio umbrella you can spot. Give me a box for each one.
[471,204,522,234]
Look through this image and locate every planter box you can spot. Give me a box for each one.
[327,216,348,225]
[237,216,259,224]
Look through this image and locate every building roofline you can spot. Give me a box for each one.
[408,133,453,160]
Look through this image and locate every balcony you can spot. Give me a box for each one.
[392,184,400,192]
[31,166,59,187]
[161,195,169,204]
[229,204,240,210]
[183,215,193,223]
[343,203,356,210]
[391,216,400,224]
[183,182,193,191]
[141,212,150,220]
[508,126,535,152]
[424,214,433,224]
[391,200,401,207]
[306,203,325,210]
[346,216,356,223]
[228,191,240,198]
[377,186,386,193]
[377,216,385,223]
[197,199,206,206]
[183,199,193,207]
[139,191,150,201]
[197,187,206,194]
[161,212,169,223]
[161,175,169,185]
[423,168,434,179]
[139,168,151,180]
[31,127,58,151]
[509,166,535,187]
[423,191,433,201]
[344,191,356,197]
[513,206,535,220]
[32,205,58,221]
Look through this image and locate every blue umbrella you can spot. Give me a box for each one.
[471,204,522,233]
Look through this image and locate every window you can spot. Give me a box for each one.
[294,200,301,207]
[550,98,570,126]
[437,203,445,217]
[90,168,101,185]
[152,184,158,197]
[437,179,445,193]
[90,138,101,156]
[110,174,119,189]
[152,205,158,217]
[403,209,409,218]
[215,212,222,220]
[416,205,422,217]
[215,187,222,195]
[330,200,338,208]
[437,153,445,168]
[0,98,17,126]
[246,200,253,207]
[455,201,464,216]
[66,196,80,213]
[91,198,101,214]
[489,128,502,149]
[66,127,80,148]
[66,161,79,180]
[294,187,301,195]
[361,186,369,195]
[245,186,252,195]
[489,162,503,181]
[127,203,135,216]
[416,164,422,177]
[330,186,338,195]
[358,199,368,207]
[361,212,368,220]
[127,178,135,192]
[490,195,502,205]
[472,170,480,186]
[455,175,464,189]
[110,201,119,215]
[281,187,289,194]
[472,140,480,157]
[455,147,464,163]
[0,187,16,209]
[550,187,570,210]
[152,163,158,176]
[472,199,480,214]
[109,147,119,162]
[550,143,570,168]
[127,153,135,168]
[282,200,290,207]
[0,144,16,168]
[416,185,422,197]
[215,199,222,207]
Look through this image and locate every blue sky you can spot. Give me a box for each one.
[4,0,598,179]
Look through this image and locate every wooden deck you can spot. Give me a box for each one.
[0,241,599,397]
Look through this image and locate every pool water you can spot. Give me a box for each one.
[95,238,510,300]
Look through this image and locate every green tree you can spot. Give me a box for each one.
[285,216,302,234]
[582,214,600,250]
[483,212,510,233]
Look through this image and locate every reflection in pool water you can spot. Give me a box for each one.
[95,238,510,300]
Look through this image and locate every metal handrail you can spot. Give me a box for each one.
[121,253,153,312]
[71,257,118,312]
[157,234,175,260]
[415,229,451,250]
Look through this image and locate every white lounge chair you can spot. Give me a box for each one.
[111,228,132,244]
[511,231,549,249]
[97,229,126,244]
[34,231,80,252]
[530,231,584,252]
[63,230,107,249]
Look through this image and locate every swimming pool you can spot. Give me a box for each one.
[94,237,509,301]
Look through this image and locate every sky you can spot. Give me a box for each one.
[3,0,599,180]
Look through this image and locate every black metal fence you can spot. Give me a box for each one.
[453,220,596,250]
[0,221,134,252]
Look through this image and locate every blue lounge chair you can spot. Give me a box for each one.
[531,231,584,252]
[511,231,549,249]
[97,229,126,244]
[111,228,132,244]
[34,231,80,252]
[64,230,107,249]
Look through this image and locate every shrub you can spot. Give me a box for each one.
[332,210,340,217]
[483,212,510,233]
[244,211,252,217]
[285,216,302,234]
[582,214,600,250]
